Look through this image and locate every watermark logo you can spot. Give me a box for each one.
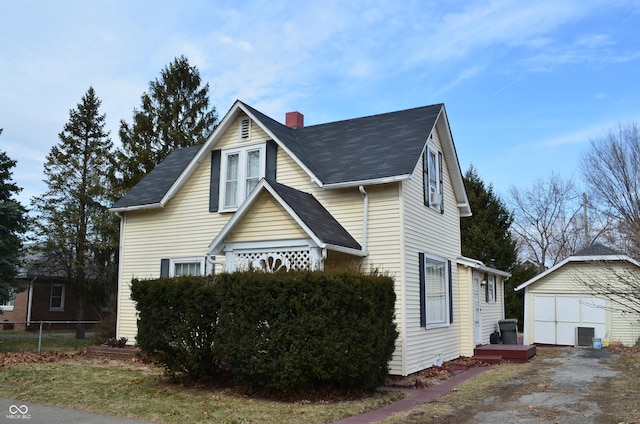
[6,405,30,420]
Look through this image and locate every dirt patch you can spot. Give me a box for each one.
[385,357,491,389]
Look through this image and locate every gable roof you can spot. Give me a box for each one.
[207,179,364,255]
[111,100,471,216]
[514,244,640,291]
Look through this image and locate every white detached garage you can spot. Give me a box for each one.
[516,244,640,347]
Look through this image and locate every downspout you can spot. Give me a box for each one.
[358,186,368,252]
[26,277,35,327]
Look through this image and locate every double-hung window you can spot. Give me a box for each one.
[419,253,452,328]
[423,144,443,211]
[220,145,265,211]
[486,274,496,303]
[50,284,65,311]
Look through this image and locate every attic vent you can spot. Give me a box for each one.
[240,118,251,141]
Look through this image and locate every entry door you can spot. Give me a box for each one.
[473,276,482,345]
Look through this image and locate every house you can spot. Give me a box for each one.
[515,244,640,347]
[112,100,510,376]
[1,248,103,331]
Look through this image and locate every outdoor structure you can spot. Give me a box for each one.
[516,244,640,347]
[111,100,512,375]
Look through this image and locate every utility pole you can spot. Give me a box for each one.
[583,192,589,248]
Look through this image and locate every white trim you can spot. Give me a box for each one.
[422,252,450,329]
[218,144,266,212]
[110,202,163,213]
[457,256,511,278]
[169,257,206,277]
[514,254,640,291]
[320,174,413,189]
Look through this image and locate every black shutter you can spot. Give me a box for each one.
[266,140,277,181]
[419,253,426,327]
[209,150,221,212]
[160,259,170,278]
[484,272,489,302]
[448,260,453,324]
[438,151,444,214]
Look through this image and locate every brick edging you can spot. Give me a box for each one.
[85,345,139,360]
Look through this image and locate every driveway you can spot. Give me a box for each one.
[467,347,621,423]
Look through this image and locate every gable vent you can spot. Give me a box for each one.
[240,118,251,141]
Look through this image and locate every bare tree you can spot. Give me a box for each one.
[581,121,640,259]
[575,260,640,320]
[508,174,582,271]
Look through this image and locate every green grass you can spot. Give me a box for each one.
[0,332,95,353]
[0,360,403,424]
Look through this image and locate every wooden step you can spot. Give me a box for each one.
[473,344,537,363]
[472,355,502,364]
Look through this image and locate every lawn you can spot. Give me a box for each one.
[0,333,403,424]
[0,331,95,353]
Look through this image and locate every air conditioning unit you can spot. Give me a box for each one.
[430,191,441,206]
[576,326,595,347]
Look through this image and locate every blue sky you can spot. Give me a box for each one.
[2,0,639,207]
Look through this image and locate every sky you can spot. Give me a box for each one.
[2,0,639,208]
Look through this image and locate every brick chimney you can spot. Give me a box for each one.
[286,111,304,128]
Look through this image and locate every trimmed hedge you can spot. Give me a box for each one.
[131,270,397,392]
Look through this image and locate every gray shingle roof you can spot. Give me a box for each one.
[573,243,623,257]
[243,102,442,185]
[112,145,201,209]
[268,180,361,250]
[113,102,445,209]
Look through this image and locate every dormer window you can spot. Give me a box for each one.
[220,144,266,210]
[239,118,251,141]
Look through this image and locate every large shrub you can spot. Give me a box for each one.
[131,270,397,392]
[131,276,222,380]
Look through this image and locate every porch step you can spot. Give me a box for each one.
[473,344,537,364]
[472,354,502,364]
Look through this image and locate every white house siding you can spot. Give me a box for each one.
[399,128,463,376]
[481,276,504,342]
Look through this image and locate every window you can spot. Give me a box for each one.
[239,118,251,141]
[419,253,451,328]
[486,274,496,303]
[423,144,443,211]
[1,289,15,311]
[50,284,65,311]
[169,257,205,277]
[220,145,265,210]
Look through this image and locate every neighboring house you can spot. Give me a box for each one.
[1,249,102,331]
[515,244,640,347]
[112,100,510,376]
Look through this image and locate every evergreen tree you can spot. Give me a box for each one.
[461,165,517,270]
[0,129,29,308]
[116,55,218,194]
[31,88,116,338]
[461,166,523,323]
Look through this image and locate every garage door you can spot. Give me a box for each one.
[533,295,606,345]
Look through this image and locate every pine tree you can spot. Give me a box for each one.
[116,55,218,194]
[31,88,116,338]
[461,165,517,270]
[0,129,29,307]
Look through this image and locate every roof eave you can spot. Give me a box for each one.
[109,203,163,213]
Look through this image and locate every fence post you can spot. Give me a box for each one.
[38,321,43,353]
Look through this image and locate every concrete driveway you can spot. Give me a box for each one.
[470,347,621,424]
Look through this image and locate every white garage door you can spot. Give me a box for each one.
[533,295,606,345]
